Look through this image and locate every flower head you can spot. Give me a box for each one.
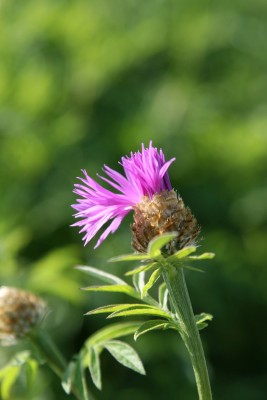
[0,286,46,346]
[72,141,200,252]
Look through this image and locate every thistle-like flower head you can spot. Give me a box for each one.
[0,286,46,346]
[72,141,200,252]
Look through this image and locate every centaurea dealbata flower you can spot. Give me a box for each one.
[72,141,200,253]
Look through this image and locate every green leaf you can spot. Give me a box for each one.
[195,312,213,330]
[23,358,38,390]
[142,268,161,298]
[109,254,150,262]
[82,284,140,299]
[108,307,170,319]
[158,282,168,309]
[189,253,215,260]
[134,320,176,340]
[62,361,76,395]
[86,303,154,316]
[125,262,156,276]
[75,354,91,400]
[87,322,141,348]
[104,340,145,375]
[148,232,178,258]
[169,246,197,259]
[1,366,20,400]
[88,346,101,390]
[132,270,145,293]
[75,265,127,285]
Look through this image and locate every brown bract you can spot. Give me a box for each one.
[132,190,200,254]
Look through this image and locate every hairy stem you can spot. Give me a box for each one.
[161,260,212,400]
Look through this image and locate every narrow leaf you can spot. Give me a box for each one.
[132,271,145,293]
[125,262,156,276]
[75,354,91,400]
[104,340,145,375]
[108,307,170,319]
[109,254,150,262]
[170,246,197,259]
[75,265,127,285]
[158,282,169,309]
[134,320,176,340]
[142,268,161,298]
[1,366,20,400]
[195,313,213,326]
[62,361,76,395]
[82,284,139,299]
[86,303,153,316]
[87,322,141,348]
[148,233,178,258]
[88,347,101,390]
[189,253,215,260]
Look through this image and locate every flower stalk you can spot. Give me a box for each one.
[161,260,212,400]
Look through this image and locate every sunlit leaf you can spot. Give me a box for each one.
[104,340,145,375]
[195,312,213,331]
[62,360,76,395]
[1,366,19,400]
[109,254,150,262]
[169,246,197,259]
[189,253,215,260]
[75,265,127,285]
[88,347,101,390]
[108,307,170,319]
[148,232,178,258]
[134,320,177,340]
[158,282,168,309]
[86,303,154,316]
[125,262,156,276]
[142,268,161,298]
[82,284,139,299]
[87,322,141,348]
[132,270,145,293]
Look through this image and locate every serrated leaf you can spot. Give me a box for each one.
[87,303,157,316]
[75,354,91,400]
[104,340,145,375]
[132,270,145,293]
[87,322,141,348]
[158,282,169,309]
[142,268,161,298]
[75,265,127,285]
[88,347,101,390]
[109,254,150,262]
[82,284,140,299]
[189,252,215,260]
[108,307,170,319]
[134,320,177,340]
[125,262,156,276]
[148,233,178,258]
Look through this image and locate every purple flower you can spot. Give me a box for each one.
[72,141,175,248]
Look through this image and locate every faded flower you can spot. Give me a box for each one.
[0,286,46,346]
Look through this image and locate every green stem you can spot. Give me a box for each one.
[161,260,212,400]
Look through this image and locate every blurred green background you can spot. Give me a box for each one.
[1,0,267,398]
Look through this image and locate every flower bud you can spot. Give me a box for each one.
[0,286,46,346]
[132,190,200,254]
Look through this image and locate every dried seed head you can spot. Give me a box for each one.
[0,286,46,346]
[132,190,200,254]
